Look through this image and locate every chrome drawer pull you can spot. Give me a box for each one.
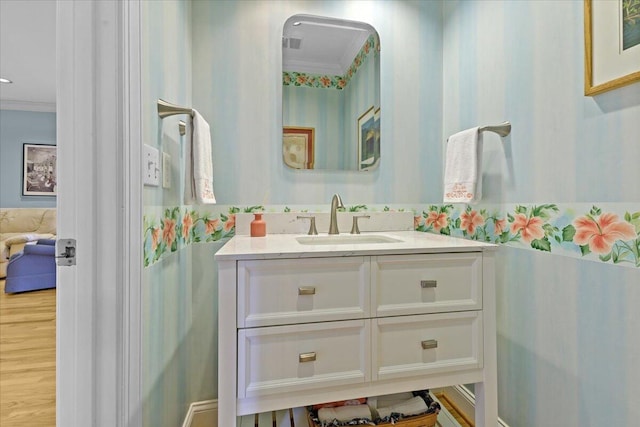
[421,339,438,350]
[299,352,316,363]
[298,286,316,295]
[420,280,437,288]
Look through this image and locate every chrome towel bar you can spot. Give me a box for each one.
[479,121,511,137]
[157,98,194,119]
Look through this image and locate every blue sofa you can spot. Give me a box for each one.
[5,239,56,293]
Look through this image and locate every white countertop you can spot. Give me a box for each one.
[215,231,497,261]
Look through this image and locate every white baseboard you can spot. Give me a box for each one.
[182,399,218,427]
[441,386,510,427]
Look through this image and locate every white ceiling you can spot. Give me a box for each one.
[283,17,371,76]
[0,0,56,112]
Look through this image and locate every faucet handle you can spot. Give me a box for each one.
[297,215,318,235]
[350,215,370,234]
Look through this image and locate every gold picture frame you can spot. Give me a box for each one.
[283,126,315,169]
[584,0,640,96]
[357,106,379,171]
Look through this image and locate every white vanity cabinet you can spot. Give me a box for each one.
[216,231,497,427]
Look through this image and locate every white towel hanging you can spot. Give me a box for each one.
[443,127,483,203]
[184,110,216,204]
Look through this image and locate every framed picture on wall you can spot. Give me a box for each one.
[283,126,315,169]
[22,143,57,196]
[584,0,640,95]
[357,106,377,171]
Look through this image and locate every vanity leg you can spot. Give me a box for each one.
[218,261,238,426]
[476,251,498,427]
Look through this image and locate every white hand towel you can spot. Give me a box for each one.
[376,396,428,419]
[185,110,216,204]
[317,404,371,422]
[443,127,483,203]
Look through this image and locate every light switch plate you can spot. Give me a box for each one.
[143,144,160,186]
[162,152,171,189]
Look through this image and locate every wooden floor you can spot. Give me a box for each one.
[0,279,56,427]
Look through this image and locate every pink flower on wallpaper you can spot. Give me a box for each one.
[319,76,331,87]
[205,218,220,234]
[494,218,507,235]
[426,211,448,231]
[414,216,422,228]
[162,218,176,247]
[182,213,193,240]
[337,79,347,89]
[151,227,160,251]
[510,214,544,243]
[573,213,636,254]
[223,214,236,232]
[296,75,308,85]
[460,210,484,235]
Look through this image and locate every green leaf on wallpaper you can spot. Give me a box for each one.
[617,249,632,261]
[532,204,559,219]
[555,235,561,244]
[599,252,612,262]
[441,227,451,236]
[229,207,241,214]
[244,206,264,213]
[542,223,557,236]
[626,211,640,232]
[579,244,591,256]
[590,206,601,216]
[220,213,228,221]
[171,241,177,252]
[531,238,551,252]
[383,206,390,211]
[284,207,291,212]
[515,206,527,214]
[349,205,367,212]
[562,225,576,242]
[507,213,515,222]
[454,218,461,228]
[498,232,511,243]
[612,251,619,263]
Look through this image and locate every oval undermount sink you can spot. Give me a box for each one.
[296,234,403,245]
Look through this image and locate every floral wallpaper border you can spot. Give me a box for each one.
[282,34,379,90]
[144,203,640,269]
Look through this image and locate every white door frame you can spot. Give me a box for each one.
[56,1,142,426]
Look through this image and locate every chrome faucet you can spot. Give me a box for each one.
[328,194,344,235]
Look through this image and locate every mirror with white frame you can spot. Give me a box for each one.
[282,14,380,171]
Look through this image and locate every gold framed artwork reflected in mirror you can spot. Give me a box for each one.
[283,126,315,169]
[584,0,640,96]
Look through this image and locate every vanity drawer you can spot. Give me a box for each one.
[237,257,369,327]
[372,312,482,381]
[237,320,370,398]
[372,253,482,316]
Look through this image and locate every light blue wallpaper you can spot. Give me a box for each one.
[443,1,640,426]
[141,1,198,427]
[0,110,56,208]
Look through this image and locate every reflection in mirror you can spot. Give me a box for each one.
[282,14,380,171]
